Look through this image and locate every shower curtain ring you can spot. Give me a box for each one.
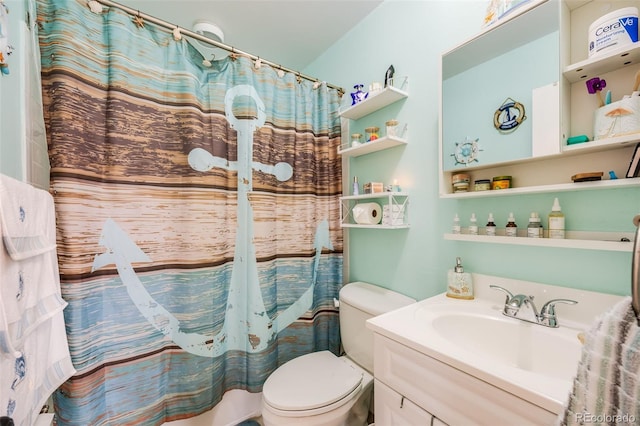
[172,26,182,41]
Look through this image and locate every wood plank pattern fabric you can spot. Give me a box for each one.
[37,1,343,424]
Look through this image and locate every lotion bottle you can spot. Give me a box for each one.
[447,257,474,300]
[352,176,359,195]
[548,198,565,239]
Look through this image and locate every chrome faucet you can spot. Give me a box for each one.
[490,285,577,328]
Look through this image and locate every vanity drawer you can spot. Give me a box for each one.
[373,334,556,426]
[374,379,435,426]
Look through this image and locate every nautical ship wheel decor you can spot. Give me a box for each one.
[494,97,526,133]
[451,136,481,166]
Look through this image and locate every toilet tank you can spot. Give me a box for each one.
[339,282,416,373]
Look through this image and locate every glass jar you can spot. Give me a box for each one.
[351,133,362,147]
[386,120,399,137]
[365,126,380,142]
[474,179,491,191]
[491,175,512,190]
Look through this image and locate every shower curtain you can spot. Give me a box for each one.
[37,0,343,424]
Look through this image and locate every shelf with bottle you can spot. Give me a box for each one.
[443,231,634,252]
[563,44,640,85]
[339,78,409,120]
[338,135,408,157]
[440,141,640,198]
[340,192,409,229]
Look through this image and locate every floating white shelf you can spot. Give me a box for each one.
[440,177,640,199]
[562,133,640,154]
[563,44,640,84]
[444,232,634,252]
[339,85,408,120]
[341,223,410,230]
[338,135,407,157]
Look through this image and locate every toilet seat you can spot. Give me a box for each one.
[263,351,363,414]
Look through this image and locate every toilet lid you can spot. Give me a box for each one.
[263,351,363,411]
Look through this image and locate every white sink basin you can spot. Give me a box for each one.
[430,309,582,381]
[366,274,624,415]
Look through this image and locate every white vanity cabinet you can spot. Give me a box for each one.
[373,334,556,426]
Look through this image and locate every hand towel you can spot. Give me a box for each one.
[557,296,640,425]
[0,174,75,425]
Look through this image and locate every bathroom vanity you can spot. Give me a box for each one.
[366,274,623,426]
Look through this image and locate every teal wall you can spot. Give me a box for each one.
[305,0,640,300]
[0,0,26,181]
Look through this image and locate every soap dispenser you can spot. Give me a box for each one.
[447,257,474,300]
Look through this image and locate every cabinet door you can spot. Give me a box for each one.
[441,0,560,171]
[374,379,432,426]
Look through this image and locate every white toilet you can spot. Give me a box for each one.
[261,282,416,426]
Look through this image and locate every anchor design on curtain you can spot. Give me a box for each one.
[91,85,332,357]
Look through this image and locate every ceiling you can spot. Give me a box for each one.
[119,0,384,71]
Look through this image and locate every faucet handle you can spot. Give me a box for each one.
[539,298,578,327]
[490,285,514,304]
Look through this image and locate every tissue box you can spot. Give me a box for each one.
[594,97,640,140]
[382,204,405,226]
[363,182,384,194]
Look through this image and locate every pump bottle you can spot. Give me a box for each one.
[446,257,474,300]
[352,176,359,195]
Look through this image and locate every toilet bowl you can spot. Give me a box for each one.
[261,351,373,426]
[261,282,416,426]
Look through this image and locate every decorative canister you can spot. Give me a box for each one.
[452,173,470,193]
[491,175,512,190]
[351,133,363,147]
[474,179,491,191]
[386,120,399,137]
[365,126,380,142]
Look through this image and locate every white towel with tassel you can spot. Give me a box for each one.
[0,174,75,425]
[557,296,640,425]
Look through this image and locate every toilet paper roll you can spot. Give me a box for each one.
[352,202,382,225]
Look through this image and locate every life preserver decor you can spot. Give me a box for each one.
[494,97,526,133]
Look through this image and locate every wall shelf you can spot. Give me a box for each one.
[440,176,640,199]
[339,84,409,120]
[444,231,634,252]
[338,135,407,157]
[563,44,640,84]
[340,192,409,229]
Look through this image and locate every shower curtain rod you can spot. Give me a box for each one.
[92,0,344,95]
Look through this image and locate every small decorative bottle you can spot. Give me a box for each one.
[468,213,478,235]
[548,197,565,239]
[452,213,461,234]
[527,212,543,238]
[486,213,496,236]
[447,257,474,300]
[352,176,359,196]
[505,212,517,237]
